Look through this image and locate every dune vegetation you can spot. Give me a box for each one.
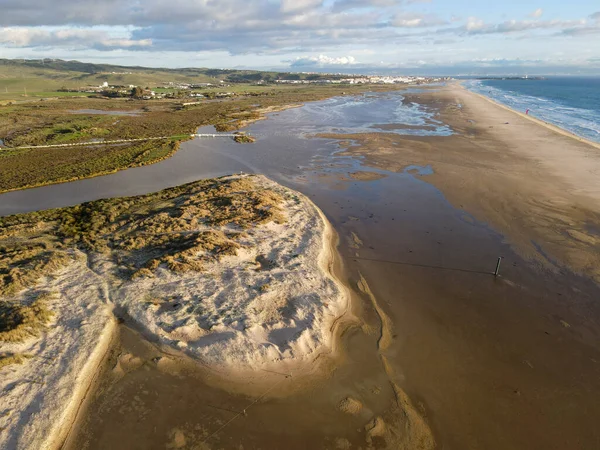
[0,176,284,290]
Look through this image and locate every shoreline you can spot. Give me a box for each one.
[307,82,600,449]
[319,82,600,283]
[459,81,600,150]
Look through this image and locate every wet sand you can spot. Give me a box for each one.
[320,83,600,283]
[317,83,600,449]
[63,225,435,450]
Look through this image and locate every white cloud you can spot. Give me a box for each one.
[530,8,543,19]
[101,38,152,48]
[465,17,485,32]
[458,18,586,35]
[289,54,357,67]
[281,0,323,14]
[332,0,401,12]
[0,27,151,50]
[0,0,597,71]
[391,13,446,28]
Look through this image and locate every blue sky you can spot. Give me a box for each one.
[0,0,598,74]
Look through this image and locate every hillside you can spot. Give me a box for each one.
[0,59,345,97]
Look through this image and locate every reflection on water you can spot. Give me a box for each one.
[254,90,452,138]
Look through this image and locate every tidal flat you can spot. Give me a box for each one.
[0,174,354,449]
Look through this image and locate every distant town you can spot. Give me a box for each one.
[274,75,449,85]
[55,75,450,101]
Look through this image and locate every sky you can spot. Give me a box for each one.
[0,0,599,74]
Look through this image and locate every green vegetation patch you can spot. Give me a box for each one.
[0,139,179,192]
[6,116,111,147]
[233,132,256,144]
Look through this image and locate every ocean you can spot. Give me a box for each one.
[463,77,600,143]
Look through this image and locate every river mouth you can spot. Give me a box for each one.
[4,89,600,449]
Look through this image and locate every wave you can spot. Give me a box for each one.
[464,80,600,143]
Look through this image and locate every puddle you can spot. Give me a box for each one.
[585,223,600,237]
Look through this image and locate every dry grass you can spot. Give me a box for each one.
[0,175,286,284]
[233,133,256,144]
[0,353,31,370]
[0,293,54,342]
[0,241,71,297]
[126,230,240,278]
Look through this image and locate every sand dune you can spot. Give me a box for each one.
[0,175,349,450]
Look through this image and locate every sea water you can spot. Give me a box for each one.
[464,77,600,143]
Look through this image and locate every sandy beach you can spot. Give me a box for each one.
[0,175,355,448]
[314,82,600,449]
[321,82,600,283]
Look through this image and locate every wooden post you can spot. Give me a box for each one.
[494,257,503,277]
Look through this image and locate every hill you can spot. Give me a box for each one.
[0,58,344,97]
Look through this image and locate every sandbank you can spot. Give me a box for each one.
[0,174,350,449]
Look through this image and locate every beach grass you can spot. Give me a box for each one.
[0,176,285,285]
[0,353,31,369]
[0,293,54,342]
